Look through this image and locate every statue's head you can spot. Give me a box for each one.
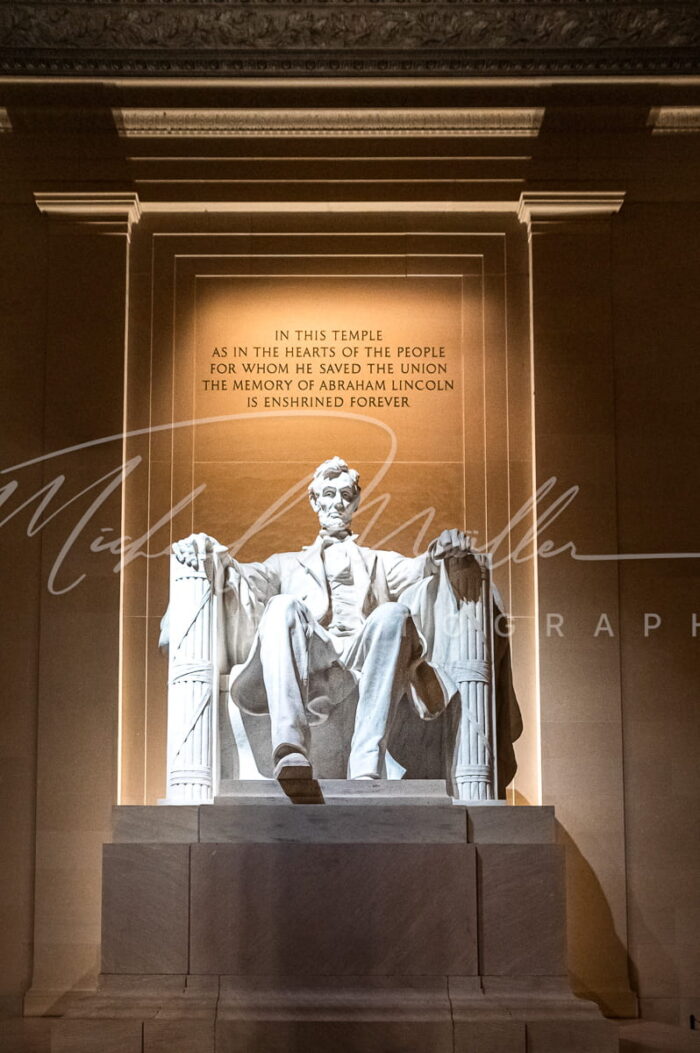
[308,456,361,534]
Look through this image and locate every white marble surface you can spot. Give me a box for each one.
[97,974,190,995]
[84,797,617,1053]
[478,975,592,1003]
[215,1018,454,1053]
[477,844,568,977]
[467,804,555,844]
[450,976,616,1052]
[617,1020,700,1052]
[101,845,189,975]
[42,975,620,1053]
[216,778,453,805]
[51,1020,143,1053]
[526,1019,619,1052]
[143,1020,215,1053]
[112,805,199,843]
[199,802,467,843]
[216,975,454,1053]
[112,800,558,846]
[189,842,478,977]
[453,1021,527,1053]
[0,1019,52,1053]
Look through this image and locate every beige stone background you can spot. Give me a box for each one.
[0,85,698,1037]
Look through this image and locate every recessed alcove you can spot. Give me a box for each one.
[117,213,540,811]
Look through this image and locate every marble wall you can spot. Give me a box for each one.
[0,204,47,1017]
[612,201,700,1026]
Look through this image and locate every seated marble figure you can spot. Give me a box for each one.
[167,456,521,800]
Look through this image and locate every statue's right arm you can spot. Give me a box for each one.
[172,531,280,598]
[172,532,228,571]
[159,534,220,652]
[162,535,279,656]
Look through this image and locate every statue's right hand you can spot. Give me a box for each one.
[172,532,220,570]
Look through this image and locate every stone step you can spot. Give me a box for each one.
[617,1021,700,1052]
[216,776,453,805]
[41,977,621,1053]
[112,799,556,845]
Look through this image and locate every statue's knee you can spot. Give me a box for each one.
[263,594,305,628]
[368,601,411,631]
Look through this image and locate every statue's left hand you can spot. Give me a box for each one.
[429,528,473,561]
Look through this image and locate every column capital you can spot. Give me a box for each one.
[34,192,142,239]
[517,191,625,237]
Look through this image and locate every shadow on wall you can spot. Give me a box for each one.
[556,821,638,1020]
[626,887,684,1030]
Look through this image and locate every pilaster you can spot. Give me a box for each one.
[518,190,636,1017]
[25,191,141,1014]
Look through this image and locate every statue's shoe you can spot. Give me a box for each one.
[273,753,324,804]
[273,752,313,782]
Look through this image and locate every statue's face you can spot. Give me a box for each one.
[310,471,360,533]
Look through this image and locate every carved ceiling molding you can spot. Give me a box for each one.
[649,106,700,133]
[114,107,544,138]
[1,2,699,78]
[34,191,142,238]
[517,190,626,236]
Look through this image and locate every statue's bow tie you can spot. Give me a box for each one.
[318,532,355,548]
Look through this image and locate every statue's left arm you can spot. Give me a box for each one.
[382,528,474,600]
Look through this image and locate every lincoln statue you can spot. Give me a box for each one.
[169,456,485,793]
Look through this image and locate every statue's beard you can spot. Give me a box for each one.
[318,510,353,534]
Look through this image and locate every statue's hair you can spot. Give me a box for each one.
[308,456,361,500]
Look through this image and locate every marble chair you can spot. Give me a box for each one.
[162,548,517,802]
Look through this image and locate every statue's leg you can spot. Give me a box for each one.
[258,595,315,777]
[347,602,416,779]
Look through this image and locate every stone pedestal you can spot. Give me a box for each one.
[47,784,618,1052]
